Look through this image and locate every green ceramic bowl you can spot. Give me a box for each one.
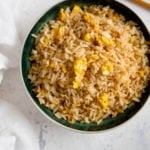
[22,0,150,132]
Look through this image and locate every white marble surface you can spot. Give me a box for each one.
[0,0,150,150]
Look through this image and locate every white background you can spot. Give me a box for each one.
[0,0,150,150]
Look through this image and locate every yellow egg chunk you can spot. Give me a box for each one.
[93,24,99,33]
[97,36,114,46]
[108,38,114,46]
[107,62,114,72]
[73,80,81,89]
[101,62,114,75]
[101,36,109,45]
[52,26,65,39]
[72,5,82,13]
[73,59,87,89]
[57,26,65,39]
[96,37,103,46]
[88,54,99,63]
[83,33,91,41]
[73,75,84,89]
[74,59,87,76]
[83,13,91,24]
[101,66,110,75]
[59,8,67,21]
[98,93,109,109]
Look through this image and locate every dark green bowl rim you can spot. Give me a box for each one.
[21,0,150,132]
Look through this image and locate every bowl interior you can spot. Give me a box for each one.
[22,0,150,131]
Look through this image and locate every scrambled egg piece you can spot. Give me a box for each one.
[83,33,91,41]
[98,93,109,109]
[52,26,65,39]
[83,13,92,24]
[73,59,87,89]
[57,26,65,38]
[59,8,66,21]
[73,79,81,89]
[93,24,99,33]
[88,54,99,63]
[101,62,113,75]
[74,59,87,75]
[73,75,85,89]
[97,35,114,46]
[72,5,82,13]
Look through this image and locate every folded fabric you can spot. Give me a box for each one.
[0,100,39,150]
[0,0,21,84]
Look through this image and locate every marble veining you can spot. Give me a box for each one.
[39,127,46,150]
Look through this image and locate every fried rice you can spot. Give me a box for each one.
[28,5,150,124]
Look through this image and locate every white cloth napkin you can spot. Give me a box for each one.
[0,100,39,150]
[0,0,21,83]
[0,1,39,150]
[0,0,62,149]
